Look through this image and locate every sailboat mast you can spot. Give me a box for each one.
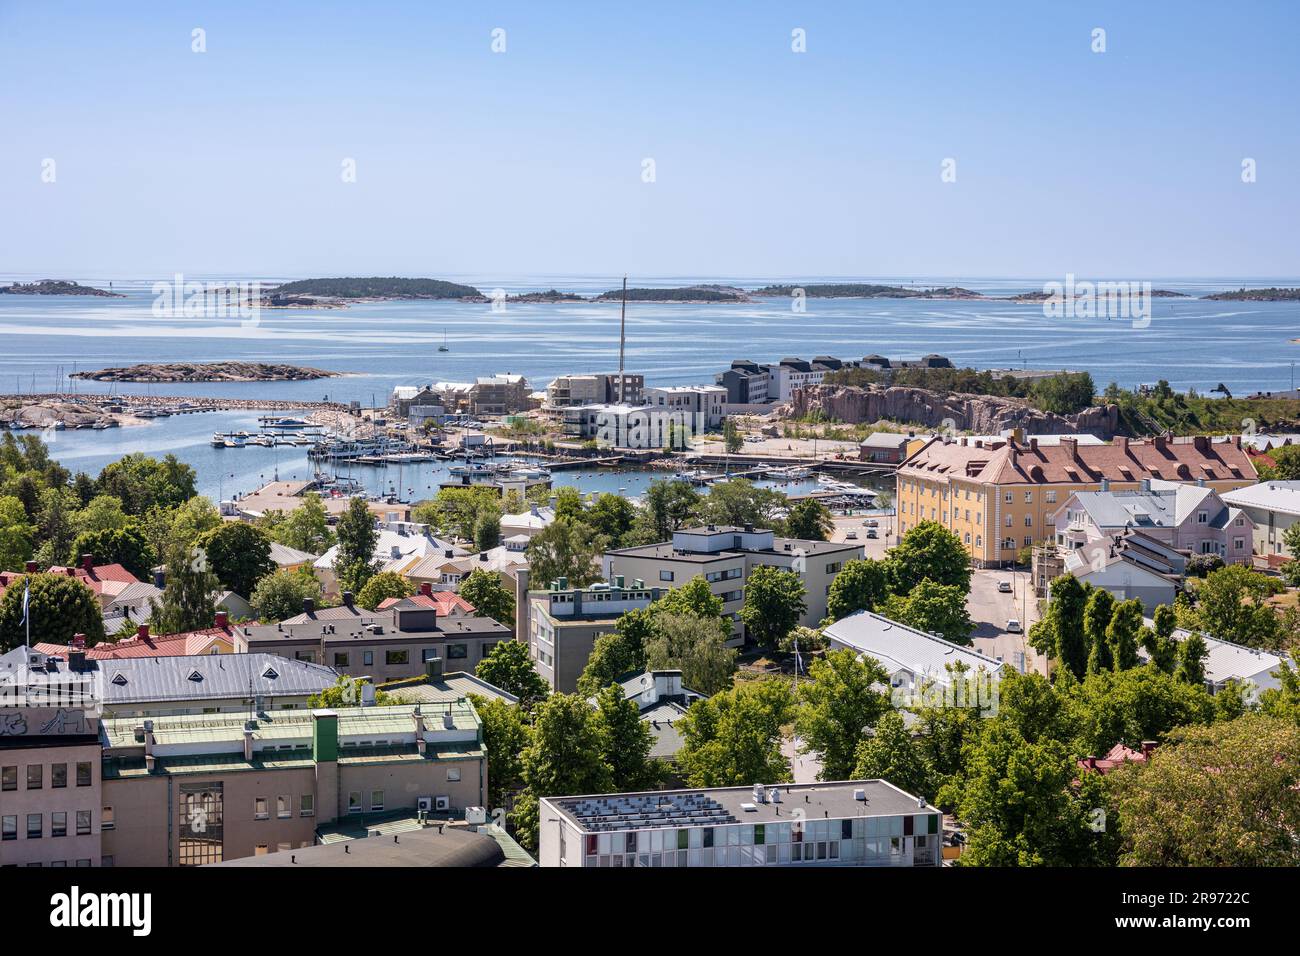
[617,275,627,402]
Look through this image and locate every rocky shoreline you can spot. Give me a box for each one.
[70,362,342,383]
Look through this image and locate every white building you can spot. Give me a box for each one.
[500,503,556,540]
[1140,620,1285,700]
[1221,480,1300,568]
[643,385,727,429]
[538,780,943,868]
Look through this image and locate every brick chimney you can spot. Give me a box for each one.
[1060,437,1078,460]
[1140,740,1158,758]
[1114,435,1128,453]
[81,553,94,572]
[137,624,149,640]
[342,591,354,609]
[214,610,229,629]
[1193,435,1209,452]
[70,633,86,649]
[1153,435,1168,453]
[24,560,37,573]
[419,581,433,597]
[302,597,315,615]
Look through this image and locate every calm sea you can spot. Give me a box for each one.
[2,273,1297,497]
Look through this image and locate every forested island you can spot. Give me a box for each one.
[1204,287,1300,301]
[265,277,483,300]
[593,284,750,303]
[70,362,341,383]
[0,279,124,297]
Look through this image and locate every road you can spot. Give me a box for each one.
[968,567,1045,675]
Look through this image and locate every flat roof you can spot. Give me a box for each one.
[212,825,513,867]
[544,780,936,833]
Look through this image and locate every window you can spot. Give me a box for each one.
[1,766,14,791]
[333,652,349,668]
[1,816,14,841]
[1197,511,1208,524]
[1045,490,1057,503]
[254,797,269,820]
[423,648,441,662]
[76,763,92,787]
[446,644,468,660]
[300,794,314,817]
[102,807,114,831]
[51,763,67,788]
[370,790,385,811]
[1024,492,1033,503]
[1004,492,1013,503]
[27,814,42,839]
[27,765,42,790]
[52,812,67,837]
[277,796,291,819]
[385,650,408,666]
[348,792,361,814]
[447,767,461,782]
[77,812,92,836]
[659,570,674,582]
[1234,537,1245,551]
[1005,514,1013,527]
[363,651,374,666]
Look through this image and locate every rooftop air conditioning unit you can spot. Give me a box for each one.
[434,795,451,812]
[465,806,487,825]
[417,796,433,812]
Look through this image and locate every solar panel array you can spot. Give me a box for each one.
[561,792,737,831]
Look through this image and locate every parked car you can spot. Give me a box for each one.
[863,518,879,527]
[865,529,878,539]
[1006,618,1022,633]
[845,530,858,540]
[997,580,1013,593]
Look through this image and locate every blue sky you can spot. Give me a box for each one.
[1,0,1297,279]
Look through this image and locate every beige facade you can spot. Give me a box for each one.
[1,737,103,867]
[896,435,1257,567]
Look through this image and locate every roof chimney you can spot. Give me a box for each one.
[302,597,315,614]
[24,560,37,573]
[137,624,149,640]
[1153,435,1168,452]
[444,549,454,559]
[243,721,255,761]
[70,633,86,649]
[81,553,94,572]
[214,610,229,629]
[342,591,354,609]
[1114,435,1129,453]
[1060,437,1078,460]
[419,581,433,597]
[425,657,444,680]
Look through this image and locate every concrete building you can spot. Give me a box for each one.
[241,602,511,682]
[823,610,1007,697]
[644,385,727,429]
[99,700,487,866]
[469,374,531,417]
[559,402,696,450]
[527,578,669,692]
[589,670,705,761]
[546,372,644,408]
[1051,481,1252,564]
[1221,480,1300,568]
[537,779,943,868]
[896,434,1257,568]
[603,526,863,644]
[714,360,771,406]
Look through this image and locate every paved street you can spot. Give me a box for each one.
[968,567,1045,675]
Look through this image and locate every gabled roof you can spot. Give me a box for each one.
[268,542,319,566]
[41,625,239,660]
[1140,619,1285,687]
[823,611,1005,683]
[378,592,476,615]
[91,653,338,704]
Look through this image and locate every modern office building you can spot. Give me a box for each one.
[603,526,863,644]
[538,780,943,868]
[643,385,727,429]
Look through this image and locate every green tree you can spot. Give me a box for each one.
[0,495,34,571]
[525,517,606,588]
[576,609,653,697]
[459,567,515,624]
[249,567,322,622]
[1105,598,1144,671]
[1083,588,1116,674]
[197,522,274,597]
[784,498,832,541]
[151,543,219,635]
[654,575,725,622]
[473,508,501,552]
[308,675,393,708]
[1174,631,1208,686]
[593,683,660,791]
[165,496,222,551]
[96,452,197,515]
[355,571,414,610]
[853,710,934,800]
[470,695,530,813]
[794,647,892,780]
[643,611,737,696]
[722,418,743,454]
[512,694,614,850]
[334,497,379,595]
[35,487,79,568]
[1110,715,1300,866]
[69,525,155,580]
[1027,575,1089,680]
[71,494,131,538]
[826,558,891,621]
[878,578,973,645]
[1191,564,1283,648]
[676,680,794,787]
[1029,371,1096,415]
[887,520,971,594]
[1141,604,1179,674]
[477,640,550,711]
[0,573,106,650]
[586,493,638,548]
[1256,444,1300,481]
[696,479,786,529]
[739,565,806,650]
[269,492,334,554]
[640,480,700,541]
[1068,666,1215,757]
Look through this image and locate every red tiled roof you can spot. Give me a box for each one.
[900,435,1256,486]
[1078,742,1155,774]
[37,626,238,660]
[0,564,144,602]
[378,592,476,615]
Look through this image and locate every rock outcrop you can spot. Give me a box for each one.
[779,383,1119,436]
[70,362,341,383]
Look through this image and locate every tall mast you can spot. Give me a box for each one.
[617,275,627,402]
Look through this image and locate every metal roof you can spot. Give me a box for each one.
[95,652,339,705]
[824,610,1006,684]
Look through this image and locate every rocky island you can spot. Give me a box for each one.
[70,362,342,383]
[0,279,124,297]
[1204,287,1300,301]
[752,283,988,300]
[261,277,483,308]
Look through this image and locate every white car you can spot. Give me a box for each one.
[844,530,858,540]
[997,580,1013,593]
[1006,618,1022,633]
